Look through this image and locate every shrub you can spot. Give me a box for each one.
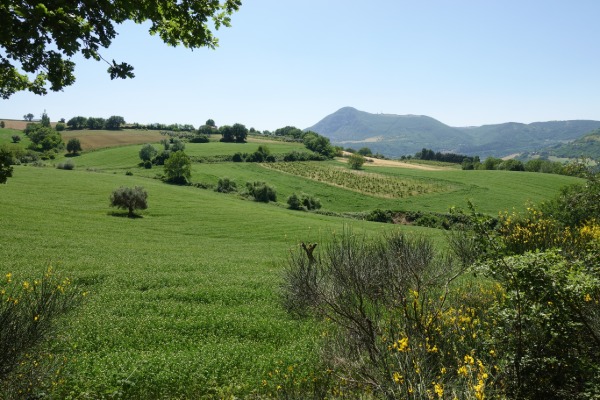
[11,135,20,143]
[478,250,600,399]
[125,171,133,176]
[0,268,80,383]
[170,138,185,152]
[55,122,66,131]
[189,134,209,143]
[287,193,322,211]
[287,193,302,210]
[280,229,493,399]
[366,208,392,223]
[56,160,75,170]
[0,121,4,128]
[245,181,276,202]
[139,144,157,162]
[246,151,264,163]
[152,150,171,166]
[143,160,152,169]
[348,153,365,170]
[232,152,245,162]
[216,177,237,193]
[109,186,148,217]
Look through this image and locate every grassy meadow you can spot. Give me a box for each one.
[0,128,583,398]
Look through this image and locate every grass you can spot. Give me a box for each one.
[0,131,584,398]
[1,165,419,398]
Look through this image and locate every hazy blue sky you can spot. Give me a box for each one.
[2,0,599,131]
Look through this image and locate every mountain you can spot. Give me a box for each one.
[306,107,600,158]
[533,128,600,160]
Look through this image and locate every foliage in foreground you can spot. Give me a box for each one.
[280,170,600,400]
[281,229,496,399]
[0,268,81,397]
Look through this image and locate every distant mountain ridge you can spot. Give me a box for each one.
[306,107,600,158]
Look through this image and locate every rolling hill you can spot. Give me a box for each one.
[532,128,600,160]
[307,107,600,158]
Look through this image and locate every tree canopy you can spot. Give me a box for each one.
[0,1,242,98]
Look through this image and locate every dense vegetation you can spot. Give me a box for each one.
[0,124,594,398]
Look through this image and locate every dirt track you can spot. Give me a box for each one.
[340,152,451,171]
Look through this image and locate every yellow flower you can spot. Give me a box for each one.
[458,365,469,377]
[393,371,403,384]
[584,293,592,302]
[464,355,475,365]
[434,382,444,398]
[394,337,409,352]
[6,272,12,283]
[23,281,30,290]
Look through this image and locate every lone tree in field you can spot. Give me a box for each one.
[109,186,148,218]
[66,138,82,154]
[1,1,241,98]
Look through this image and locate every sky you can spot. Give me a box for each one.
[1,0,600,131]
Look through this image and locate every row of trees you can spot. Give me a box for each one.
[416,147,479,164]
[463,155,589,176]
[66,116,125,130]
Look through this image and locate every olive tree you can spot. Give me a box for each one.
[109,186,148,218]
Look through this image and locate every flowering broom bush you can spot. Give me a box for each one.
[0,267,81,396]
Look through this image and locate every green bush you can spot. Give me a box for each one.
[56,160,75,170]
[280,229,491,399]
[348,153,365,170]
[245,181,276,203]
[0,268,81,383]
[366,208,392,223]
[189,134,209,143]
[152,150,171,166]
[216,177,237,193]
[139,144,157,162]
[232,152,245,162]
[287,193,302,210]
[287,193,322,211]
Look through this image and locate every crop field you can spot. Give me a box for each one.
[262,161,457,198]
[62,129,165,150]
[0,127,585,398]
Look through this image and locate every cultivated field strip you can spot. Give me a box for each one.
[261,161,457,198]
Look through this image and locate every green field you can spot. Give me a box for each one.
[0,128,583,398]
